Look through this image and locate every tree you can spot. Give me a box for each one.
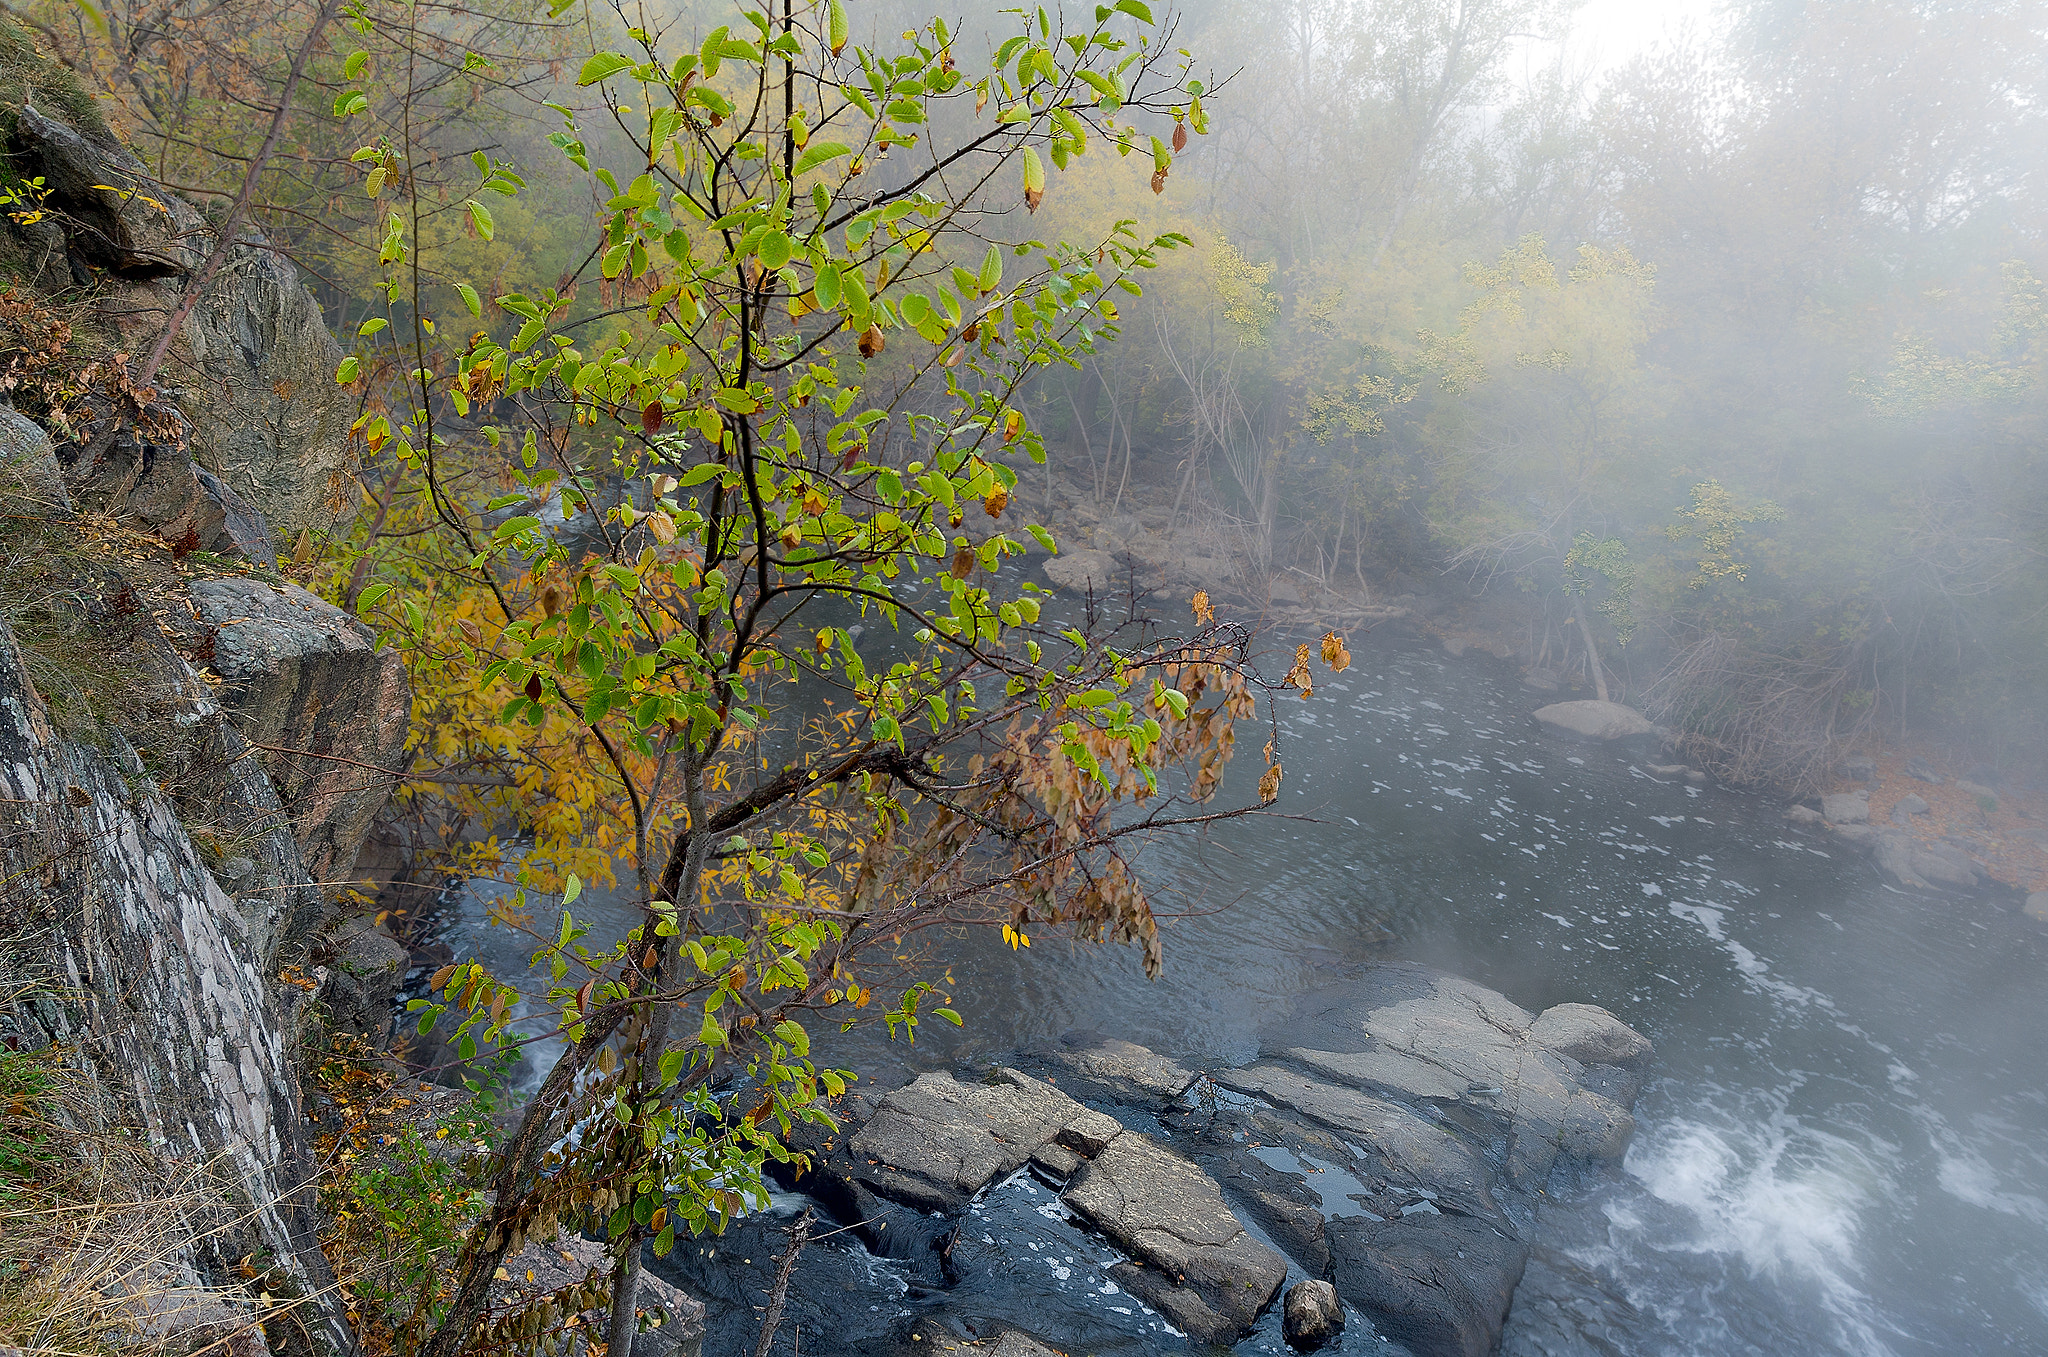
[323,2,1331,1353]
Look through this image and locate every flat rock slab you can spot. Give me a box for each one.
[1029,1030,1200,1107]
[1063,1132,1287,1343]
[1531,700,1658,741]
[846,1068,1098,1209]
[1266,964,1646,1184]
[1215,1064,1502,1223]
[1328,1213,1528,1357]
[1821,791,1870,823]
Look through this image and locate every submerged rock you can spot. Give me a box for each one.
[847,1067,1094,1211]
[1283,1278,1345,1350]
[1531,700,1658,741]
[1063,1132,1289,1343]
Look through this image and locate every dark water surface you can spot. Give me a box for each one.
[450,627,2048,1356]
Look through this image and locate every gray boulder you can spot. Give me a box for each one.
[1266,964,1645,1185]
[1821,790,1870,824]
[1956,780,1998,809]
[1903,756,1944,784]
[1029,1029,1200,1107]
[0,403,69,510]
[1529,1002,1654,1067]
[1043,548,1116,594]
[189,578,410,886]
[314,913,409,1047]
[1531,700,1658,741]
[1897,793,1930,815]
[989,1334,1064,1357]
[1283,1279,1345,1350]
[1063,1132,1288,1343]
[1842,755,1877,780]
[1874,832,1983,893]
[2025,892,2048,923]
[1786,804,1822,826]
[847,1068,1094,1209]
[1327,1214,1528,1357]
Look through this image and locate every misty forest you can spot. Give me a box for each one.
[0,1,2043,1356]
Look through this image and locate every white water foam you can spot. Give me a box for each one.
[1614,1096,1900,1356]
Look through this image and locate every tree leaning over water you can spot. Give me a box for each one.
[323,2,1337,1352]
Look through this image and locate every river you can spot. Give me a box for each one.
[440,623,2048,1356]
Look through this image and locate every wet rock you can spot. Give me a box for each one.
[1575,1063,1645,1111]
[1903,756,1944,784]
[1531,700,1658,742]
[189,578,410,885]
[1214,1064,1502,1223]
[1266,964,1644,1184]
[1062,1132,1288,1343]
[1043,548,1116,593]
[847,1068,1091,1208]
[1874,833,1983,893]
[1786,804,1823,826]
[1830,821,1880,850]
[1646,762,1689,778]
[1821,791,1870,824]
[1189,1131,1331,1274]
[1327,1213,1528,1357]
[2025,892,2048,923]
[1028,1029,1199,1107]
[1528,1002,1653,1068]
[1283,1278,1345,1350]
[1031,1141,1083,1180]
[1441,637,1468,658]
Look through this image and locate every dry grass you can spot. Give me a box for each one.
[0,1036,275,1357]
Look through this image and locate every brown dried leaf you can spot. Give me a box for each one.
[1150,169,1168,195]
[858,324,885,358]
[951,546,975,579]
[1172,120,1188,153]
[983,483,1009,518]
[1258,762,1282,805]
[642,400,664,433]
[1191,589,1213,625]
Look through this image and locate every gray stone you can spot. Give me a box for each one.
[1056,1106,1124,1155]
[496,1233,705,1357]
[847,1068,1088,1206]
[0,404,69,511]
[1441,637,1468,658]
[188,578,410,885]
[1842,755,1877,780]
[1521,668,1560,692]
[1215,1064,1502,1223]
[1821,791,1870,824]
[1532,700,1659,741]
[1647,763,1689,777]
[1283,1278,1345,1350]
[1062,1132,1288,1343]
[1529,1002,1654,1068]
[989,1333,1063,1357]
[314,913,409,1047]
[1030,1141,1083,1179]
[1269,577,1304,606]
[1030,1029,1200,1107]
[1957,780,1998,808]
[1898,793,1930,815]
[1786,804,1823,826]
[2025,892,2048,923]
[1903,756,1944,784]
[1266,964,1641,1184]
[1327,1214,1528,1357]
[1830,822,1880,850]
[1874,831,1982,893]
[1043,548,1116,593]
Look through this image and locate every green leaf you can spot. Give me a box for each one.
[577,52,635,85]
[344,51,368,79]
[332,91,367,118]
[678,461,726,487]
[457,283,481,317]
[978,244,1003,292]
[467,199,495,240]
[758,230,792,270]
[356,583,391,612]
[334,356,359,384]
[1027,524,1056,551]
[1113,0,1153,21]
[793,141,853,177]
[563,872,583,905]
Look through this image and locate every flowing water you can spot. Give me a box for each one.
[446,624,2048,1356]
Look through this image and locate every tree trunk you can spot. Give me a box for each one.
[1572,599,1611,702]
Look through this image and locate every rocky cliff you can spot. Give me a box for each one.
[0,54,403,1357]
